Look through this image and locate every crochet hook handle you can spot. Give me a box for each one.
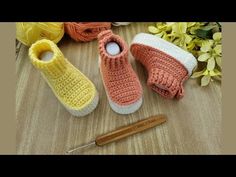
[66,114,167,154]
[95,114,167,146]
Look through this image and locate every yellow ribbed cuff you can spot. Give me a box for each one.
[29,39,68,78]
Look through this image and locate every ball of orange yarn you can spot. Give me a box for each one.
[16,22,64,46]
[64,22,111,42]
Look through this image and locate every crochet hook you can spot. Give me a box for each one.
[66,114,167,154]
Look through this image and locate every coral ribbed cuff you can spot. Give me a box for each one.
[98,30,129,69]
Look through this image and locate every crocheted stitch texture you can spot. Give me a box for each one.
[64,22,111,42]
[98,30,142,114]
[130,33,197,99]
[29,39,98,116]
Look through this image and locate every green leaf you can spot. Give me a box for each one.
[203,69,209,75]
[193,38,204,46]
[201,75,211,86]
[172,22,187,34]
[200,25,217,31]
[184,34,192,44]
[200,40,213,52]
[209,70,216,76]
[187,22,196,27]
[213,32,222,41]
[163,34,170,41]
[207,57,216,70]
[173,38,181,46]
[214,45,222,55]
[187,41,195,50]
[148,26,159,34]
[200,45,211,52]
[158,24,167,30]
[195,28,213,39]
[155,32,164,38]
[190,27,198,34]
[209,69,221,76]
[191,69,206,78]
[198,53,211,62]
[156,22,163,28]
[215,56,222,68]
[180,23,188,33]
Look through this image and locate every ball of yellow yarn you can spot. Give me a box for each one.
[16,22,64,46]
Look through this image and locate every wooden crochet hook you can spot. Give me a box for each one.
[66,114,167,154]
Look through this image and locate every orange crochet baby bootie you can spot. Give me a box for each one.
[98,30,143,114]
[130,33,197,99]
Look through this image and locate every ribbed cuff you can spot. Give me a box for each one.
[98,30,128,69]
[29,39,68,78]
[147,68,186,99]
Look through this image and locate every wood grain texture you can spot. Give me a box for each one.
[95,115,167,146]
[16,22,222,154]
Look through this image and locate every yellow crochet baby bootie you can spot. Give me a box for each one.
[29,39,99,117]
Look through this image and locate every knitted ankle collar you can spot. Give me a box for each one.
[98,30,128,70]
[29,39,68,78]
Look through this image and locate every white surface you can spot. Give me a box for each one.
[106,42,121,56]
[131,33,197,76]
[40,51,54,61]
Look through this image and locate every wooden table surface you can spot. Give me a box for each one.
[16,23,222,154]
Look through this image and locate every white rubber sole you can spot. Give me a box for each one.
[99,57,142,115]
[131,33,197,76]
[108,96,142,115]
[64,91,99,117]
